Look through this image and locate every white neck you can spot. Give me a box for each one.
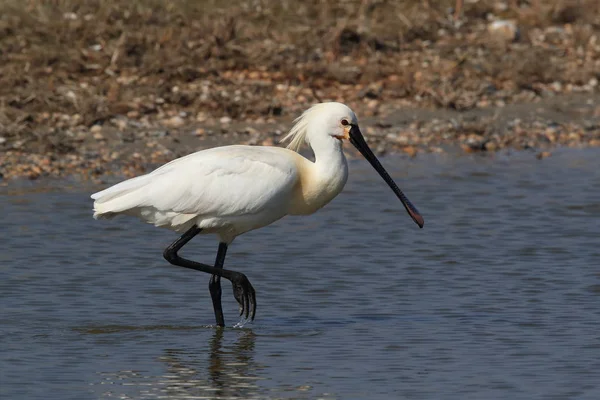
[310,134,347,178]
[299,133,348,212]
[287,126,350,216]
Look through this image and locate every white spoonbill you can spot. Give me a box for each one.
[91,102,423,326]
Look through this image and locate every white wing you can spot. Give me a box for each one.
[92,145,299,230]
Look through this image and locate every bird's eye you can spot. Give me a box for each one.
[341,119,350,126]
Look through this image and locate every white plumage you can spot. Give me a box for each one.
[93,146,304,241]
[92,102,359,244]
[91,102,423,325]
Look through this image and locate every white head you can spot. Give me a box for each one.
[281,102,359,152]
[281,102,425,229]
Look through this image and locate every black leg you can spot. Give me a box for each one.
[163,226,257,325]
[209,243,228,327]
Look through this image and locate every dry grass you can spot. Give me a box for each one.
[1,0,599,147]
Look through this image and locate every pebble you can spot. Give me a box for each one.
[488,20,519,42]
[244,127,259,135]
[115,119,128,130]
[163,116,185,128]
[484,142,497,151]
[401,146,417,157]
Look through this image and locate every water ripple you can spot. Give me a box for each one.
[2,148,600,399]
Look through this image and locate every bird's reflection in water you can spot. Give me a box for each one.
[160,328,261,399]
[92,328,262,399]
[211,328,258,393]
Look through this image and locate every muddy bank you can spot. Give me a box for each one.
[1,0,599,180]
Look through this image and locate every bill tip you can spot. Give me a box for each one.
[410,211,424,228]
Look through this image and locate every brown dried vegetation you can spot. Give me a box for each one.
[1,0,599,179]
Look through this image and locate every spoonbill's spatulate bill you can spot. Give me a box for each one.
[91,102,423,327]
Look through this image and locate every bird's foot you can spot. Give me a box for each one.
[231,272,256,321]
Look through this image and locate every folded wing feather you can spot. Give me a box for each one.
[91,146,299,229]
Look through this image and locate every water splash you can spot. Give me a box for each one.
[233,316,252,329]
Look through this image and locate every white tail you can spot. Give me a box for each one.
[91,174,152,218]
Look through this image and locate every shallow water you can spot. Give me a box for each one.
[2,148,600,399]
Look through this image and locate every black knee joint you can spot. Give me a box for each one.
[163,247,177,263]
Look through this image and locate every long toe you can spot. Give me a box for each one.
[244,279,256,321]
[233,285,245,315]
[250,286,256,321]
[231,272,257,321]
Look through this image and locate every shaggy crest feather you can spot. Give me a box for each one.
[281,103,336,152]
